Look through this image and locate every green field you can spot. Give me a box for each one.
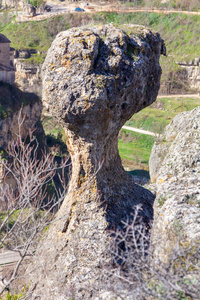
[126,96,200,133]
[118,130,155,169]
[118,96,200,169]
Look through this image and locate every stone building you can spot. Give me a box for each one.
[0,34,15,84]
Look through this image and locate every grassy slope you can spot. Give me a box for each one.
[1,11,200,64]
[118,96,200,169]
[126,96,200,133]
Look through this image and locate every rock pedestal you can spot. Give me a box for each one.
[28,24,164,299]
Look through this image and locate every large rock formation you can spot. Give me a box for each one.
[150,107,200,263]
[178,58,200,90]
[24,4,36,17]
[27,24,165,299]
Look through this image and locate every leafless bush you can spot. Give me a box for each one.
[0,112,69,295]
[100,205,200,299]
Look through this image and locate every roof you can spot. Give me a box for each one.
[75,7,85,11]
[0,34,11,43]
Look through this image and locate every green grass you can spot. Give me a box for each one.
[41,115,66,140]
[118,96,200,169]
[41,115,68,155]
[0,291,25,300]
[126,96,200,133]
[0,15,70,64]
[118,129,156,165]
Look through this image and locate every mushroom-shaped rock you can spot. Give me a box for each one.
[28,24,164,299]
[42,24,164,225]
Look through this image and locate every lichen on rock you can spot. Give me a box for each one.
[150,107,200,263]
[27,24,165,299]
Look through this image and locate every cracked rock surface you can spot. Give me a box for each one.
[150,107,200,263]
[27,24,164,299]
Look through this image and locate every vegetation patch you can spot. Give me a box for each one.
[0,82,40,119]
[126,96,200,133]
[118,129,156,167]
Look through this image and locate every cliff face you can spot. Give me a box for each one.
[178,58,200,90]
[0,83,44,150]
[14,59,42,94]
[150,107,200,262]
[26,24,165,299]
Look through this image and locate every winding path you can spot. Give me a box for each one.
[122,125,158,137]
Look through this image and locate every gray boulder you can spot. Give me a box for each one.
[18,49,30,59]
[24,4,36,17]
[150,107,200,263]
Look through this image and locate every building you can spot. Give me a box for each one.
[0,34,15,84]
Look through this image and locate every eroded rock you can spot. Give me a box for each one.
[27,24,164,299]
[24,4,36,17]
[150,107,200,263]
[0,84,44,150]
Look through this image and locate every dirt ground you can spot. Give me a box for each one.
[16,1,200,23]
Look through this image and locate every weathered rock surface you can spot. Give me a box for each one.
[0,83,44,149]
[150,107,200,263]
[178,58,200,90]
[24,4,36,17]
[14,59,42,94]
[27,24,164,299]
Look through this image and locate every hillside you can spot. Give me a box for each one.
[1,10,200,93]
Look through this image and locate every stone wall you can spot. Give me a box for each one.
[179,58,200,91]
[181,65,200,90]
[0,43,10,68]
[14,59,42,93]
[0,70,15,84]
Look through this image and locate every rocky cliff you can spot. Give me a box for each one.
[0,83,44,150]
[150,107,200,263]
[14,59,42,94]
[26,24,165,299]
[178,58,200,90]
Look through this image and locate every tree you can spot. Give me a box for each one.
[0,111,69,295]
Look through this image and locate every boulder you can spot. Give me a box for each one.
[27,24,165,299]
[24,4,36,17]
[18,50,30,59]
[150,107,200,263]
